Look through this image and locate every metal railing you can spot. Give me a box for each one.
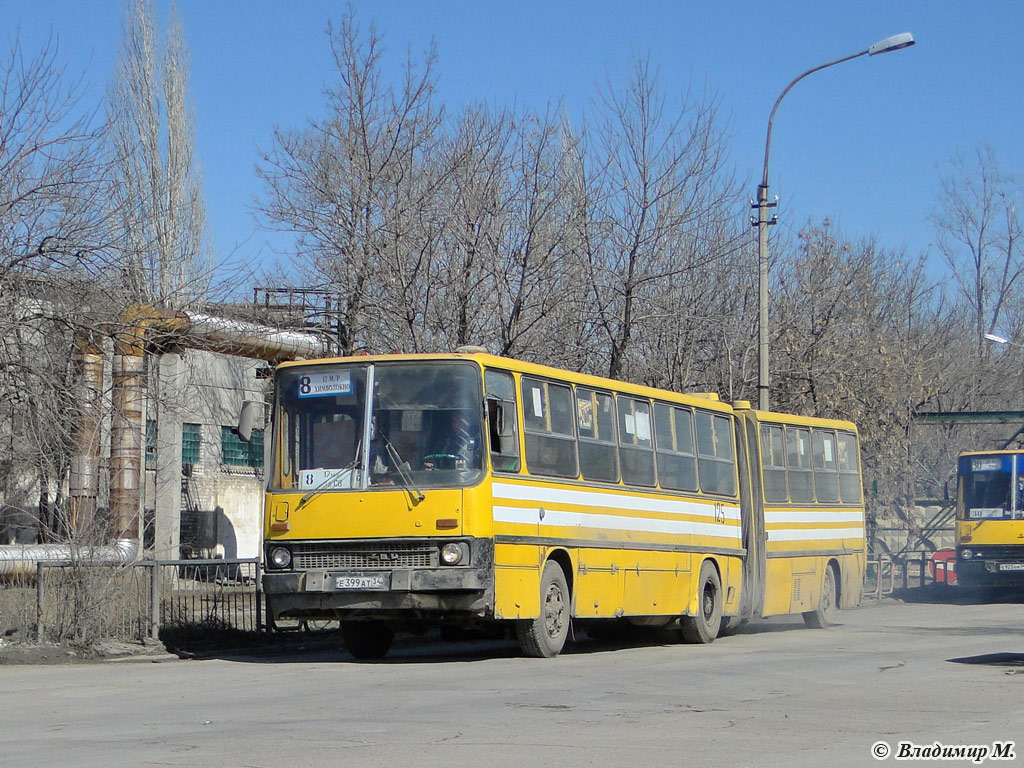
[864,551,956,599]
[1,557,263,645]
[145,558,262,641]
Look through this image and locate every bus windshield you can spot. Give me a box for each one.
[274,361,484,492]
[958,454,1024,521]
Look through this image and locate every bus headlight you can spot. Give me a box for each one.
[268,545,292,569]
[960,549,972,560]
[440,542,465,566]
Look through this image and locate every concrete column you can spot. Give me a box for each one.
[154,353,184,561]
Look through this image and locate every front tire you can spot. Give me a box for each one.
[516,561,570,658]
[803,564,838,628]
[681,560,722,644]
[342,621,394,660]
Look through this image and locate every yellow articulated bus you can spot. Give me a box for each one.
[260,352,865,658]
[956,450,1024,586]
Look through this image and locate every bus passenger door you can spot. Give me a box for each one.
[737,415,767,620]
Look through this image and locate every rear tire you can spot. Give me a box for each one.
[342,621,394,659]
[803,564,838,628]
[681,560,722,644]
[516,561,570,658]
[719,615,747,637]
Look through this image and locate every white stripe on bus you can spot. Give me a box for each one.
[492,481,740,521]
[493,505,742,541]
[767,526,865,542]
[765,509,865,524]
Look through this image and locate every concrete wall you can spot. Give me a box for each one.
[144,349,269,562]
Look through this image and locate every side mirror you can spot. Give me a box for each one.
[238,400,256,442]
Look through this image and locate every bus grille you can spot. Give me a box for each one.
[292,541,437,570]
[967,546,1024,561]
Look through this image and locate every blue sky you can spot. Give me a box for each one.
[11,1,1024,273]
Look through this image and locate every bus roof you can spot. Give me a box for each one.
[278,351,857,431]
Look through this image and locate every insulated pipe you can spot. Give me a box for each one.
[109,323,146,542]
[181,312,331,361]
[0,538,139,577]
[69,330,104,535]
[0,305,329,572]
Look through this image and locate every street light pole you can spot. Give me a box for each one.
[754,32,915,412]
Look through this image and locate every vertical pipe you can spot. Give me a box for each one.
[69,331,104,537]
[149,561,160,641]
[256,560,262,632]
[110,331,145,542]
[35,561,44,643]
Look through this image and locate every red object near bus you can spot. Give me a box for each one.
[929,548,957,585]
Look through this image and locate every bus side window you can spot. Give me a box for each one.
[695,410,736,496]
[812,429,840,503]
[760,423,788,502]
[617,396,655,487]
[786,427,814,502]
[836,431,862,503]
[485,370,521,473]
[521,376,578,478]
[577,387,619,483]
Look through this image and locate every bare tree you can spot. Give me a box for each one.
[258,7,443,354]
[931,145,1024,353]
[569,56,741,381]
[769,223,956,521]
[107,0,211,310]
[0,32,117,543]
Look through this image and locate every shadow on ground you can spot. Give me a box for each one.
[892,584,1024,605]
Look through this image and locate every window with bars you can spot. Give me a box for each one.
[182,423,201,466]
[221,426,264,468]
[145,420,157,470]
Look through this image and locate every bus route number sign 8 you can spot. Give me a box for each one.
[298,371,352,398]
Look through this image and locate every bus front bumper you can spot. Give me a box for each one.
[263,566,494,618]
[956,557,1024,584]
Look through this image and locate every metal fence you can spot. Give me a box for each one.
[2,553,960,646]
[148,558,262,640]
[0,558,262,645]
[864,552,955,599]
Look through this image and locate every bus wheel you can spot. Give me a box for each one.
[516,561,570,658]
[342,621,395,660]
[681,561,722,644]
[719,615,747,637]
[803,564,837,629]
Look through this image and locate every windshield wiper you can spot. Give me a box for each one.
[384,437,426,505]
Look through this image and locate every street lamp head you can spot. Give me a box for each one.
[985,333,1009,345]
[868,32,915,56]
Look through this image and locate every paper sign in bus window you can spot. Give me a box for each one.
[635,411,651,441]
[401,410,423,432]
[577,399,593,430]
[531,387,543,418]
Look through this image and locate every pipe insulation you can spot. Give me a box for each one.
[0,538,139,576]
[182,312,331,361]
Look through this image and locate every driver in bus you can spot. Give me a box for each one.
[1015,476,1024,519]
[424,410,479,470]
